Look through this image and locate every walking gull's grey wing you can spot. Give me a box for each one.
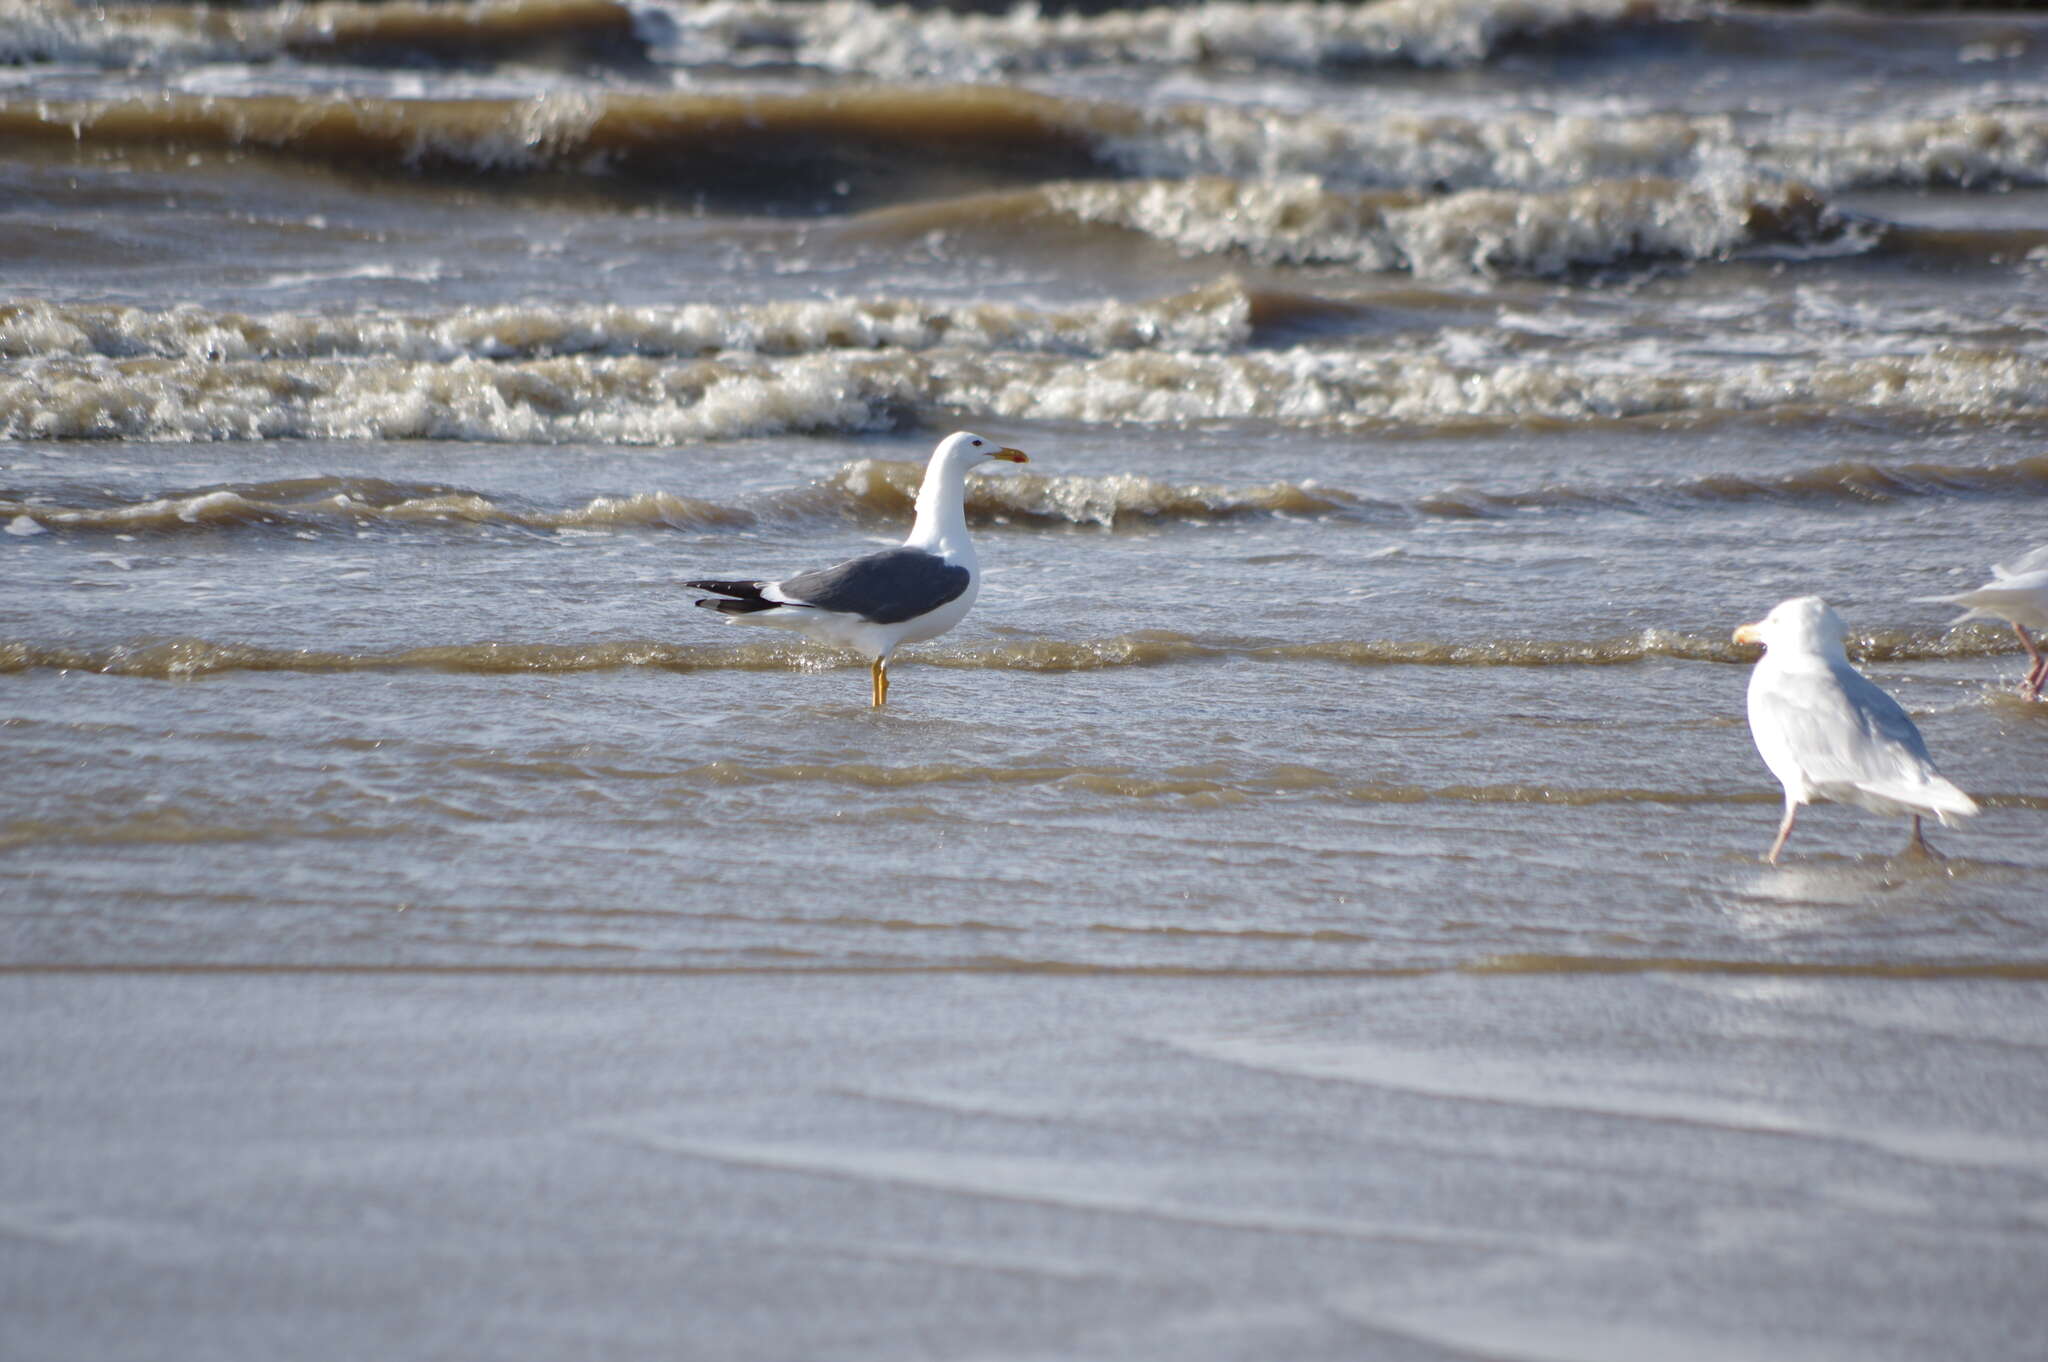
[1752,662,1937,792]
[1832,663,1939,766]
[774,548,970,625]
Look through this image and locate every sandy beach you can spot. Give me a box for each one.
[7,967,2046,1361]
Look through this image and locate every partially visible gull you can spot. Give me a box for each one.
[685,431,1028,707]
[1917,545,2048,701]
[1734,595,1979,864]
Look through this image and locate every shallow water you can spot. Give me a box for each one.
[4,0,2047,1357]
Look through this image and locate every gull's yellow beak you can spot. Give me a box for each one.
[990,446,1028,463]
[1733,623,1764,646]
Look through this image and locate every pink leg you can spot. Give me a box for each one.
[1765,803,1798,865]
[2017,624,2045,701]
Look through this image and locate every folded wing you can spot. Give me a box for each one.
[1752,665,1976,822]
[769,548,970,625]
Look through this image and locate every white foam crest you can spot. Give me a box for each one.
[441,91,608,172]
[984,470,1350,527]
[0,0,623,75]
[1048,177,1408,267]
[7,344,2045,444]
[0,353,914,443]
[0,287,1251,363]
[1386,175,1828,278]
[1757,109,2048,191]
[38,489,270,528]
[966,348,2048,429]
[1108,106,2048,193]
[830,458,1356,527]
[0,0,270,66]
[1044,175,1839,274]
[1113,107,1731,190]
[632,0,1688,79]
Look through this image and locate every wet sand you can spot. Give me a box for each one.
[6,968,2045,1362]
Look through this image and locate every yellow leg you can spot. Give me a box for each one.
[870,658,889,707]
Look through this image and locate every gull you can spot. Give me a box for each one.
[1733,596,1978,864]
[685,431,1028,707]
[1917,545,2048,701]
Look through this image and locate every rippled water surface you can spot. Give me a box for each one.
[4,1,2047,1358]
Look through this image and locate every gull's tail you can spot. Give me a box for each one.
[685,578,779,616]
[1915,584,2039,627]
[1916,545,2048,623]
[1924,777,1981,827]
[1888,774,1981,828]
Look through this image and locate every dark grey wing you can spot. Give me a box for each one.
[774,548,969,625]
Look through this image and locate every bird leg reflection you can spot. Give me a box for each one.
[870,658,889,708]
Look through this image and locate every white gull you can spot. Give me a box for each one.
[1734,595,1978,864]
[1917,545,2048,701]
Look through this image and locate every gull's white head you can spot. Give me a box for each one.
[906,431,1031,553]
[1733,594,1848,660]
[931,431,1029,471]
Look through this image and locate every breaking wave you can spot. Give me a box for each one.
[1039,174,1847,272]
[0,466,1362,535]
[9,343,2044,443]
[1105,105,2048,194]
[0,0,643,69]
[0,285,1253,363]
[3,87,2041,202]
[1,0,1686,76]
[10,454,2041,543]
[824,459,1364,527]
[0,478,753,534]
[632,0,1686,76]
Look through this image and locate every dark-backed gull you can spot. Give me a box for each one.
[686,431,1028,707]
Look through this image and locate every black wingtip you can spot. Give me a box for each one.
[685,578,779,615]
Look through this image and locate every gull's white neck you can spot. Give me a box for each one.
[902,449,976,561]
